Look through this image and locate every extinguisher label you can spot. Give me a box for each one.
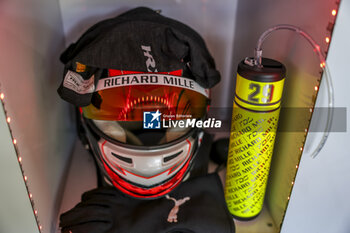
[225,74,285,219]
[235,74,284,111]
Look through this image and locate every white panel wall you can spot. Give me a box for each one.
[0,0,75,232]
[282,1,350,233]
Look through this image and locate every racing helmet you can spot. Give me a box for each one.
[79,69,210,198]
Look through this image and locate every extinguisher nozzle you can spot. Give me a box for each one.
[254,48,263,67]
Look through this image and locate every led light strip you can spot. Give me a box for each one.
[0,86,43,232]
[286,2,340,206]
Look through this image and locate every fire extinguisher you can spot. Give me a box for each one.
[224,57,286,220]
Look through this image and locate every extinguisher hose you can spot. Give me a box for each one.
[254,24,334,158]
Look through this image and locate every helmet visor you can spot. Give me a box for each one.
[82,73,209,121]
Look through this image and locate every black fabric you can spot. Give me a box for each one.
[188,131,212,179]
[210,138,229,166]
[58,7,220,106]
[60,173,235,233]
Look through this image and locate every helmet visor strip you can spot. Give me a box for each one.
[82,73,210,121]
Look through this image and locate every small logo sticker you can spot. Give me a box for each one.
[141,45,158,72]
[75,62,86,72]
[143,110,161,129]
[166,195,190,223]
[63,70,95,94]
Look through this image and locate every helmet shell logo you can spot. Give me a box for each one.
[143,110,161,129]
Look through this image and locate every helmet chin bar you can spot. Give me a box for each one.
[79,113,203,199]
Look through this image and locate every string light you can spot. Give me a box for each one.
[286,5,338,221]
[1,88,42,233]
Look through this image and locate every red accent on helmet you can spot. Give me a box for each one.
[100,140,192,179]
[101,139,192,198]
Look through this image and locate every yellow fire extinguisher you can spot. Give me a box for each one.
[225,57,286,220]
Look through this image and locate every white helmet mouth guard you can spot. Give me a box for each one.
[81,116,203,199]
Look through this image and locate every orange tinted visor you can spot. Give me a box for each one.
[82,73,209,121]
